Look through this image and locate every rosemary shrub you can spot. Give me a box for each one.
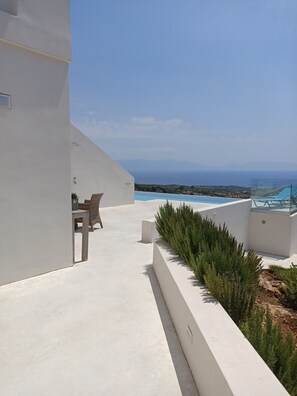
[156,202,261,324]
[241,308,297,395]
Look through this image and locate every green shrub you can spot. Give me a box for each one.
[155,202,262,324]
[241,307,297,395]
[155,201,177,243]
[202,250,261,324]
[270,264,297,310]
[156,202,204,267]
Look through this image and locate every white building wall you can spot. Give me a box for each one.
[71,125,134,208]
[0,0,72,285]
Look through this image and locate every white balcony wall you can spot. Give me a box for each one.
[141,200,251,246]
[249,211,297,257]
[0,0,72,285]
[197,200,251,249]
[71,125,134,208]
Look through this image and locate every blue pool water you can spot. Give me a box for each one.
[135,191,237,204]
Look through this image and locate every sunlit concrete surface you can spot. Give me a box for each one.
[260,253,297,269]
[0,201,210,396]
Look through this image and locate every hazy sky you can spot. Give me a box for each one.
[70,0,297,169]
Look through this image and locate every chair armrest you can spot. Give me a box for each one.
[84,199,91,203]
[78,203,90,210]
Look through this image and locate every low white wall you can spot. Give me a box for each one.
[153,240,289,396]
[141,200,251,246]
[198,199,251,249]
[71,125,134,208]
[248,212,294,256]
[141,218,159,243]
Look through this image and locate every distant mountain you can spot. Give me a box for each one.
[223,161,297,171]
[118,159,204,172]
[118,159,297,172]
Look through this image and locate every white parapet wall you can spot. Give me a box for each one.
[141,199,297,257]
[248,211,297,257]
[141,199,251,246]
[198,199,251,249]
[153,240,289,396]
[71,125,134,208]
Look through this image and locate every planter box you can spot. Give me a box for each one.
[153,239,289,396]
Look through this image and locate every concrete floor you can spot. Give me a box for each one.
[0,200,210,396]
[260,252,297,269]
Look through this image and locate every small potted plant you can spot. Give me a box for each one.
[72,193,78,210]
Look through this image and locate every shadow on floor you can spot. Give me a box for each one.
[143,264,199,396]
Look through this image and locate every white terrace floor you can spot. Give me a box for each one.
[0,200,216,396]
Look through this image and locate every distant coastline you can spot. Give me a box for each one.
[133,169,297,200]
[135,183,250,199]
[130,170,297,188]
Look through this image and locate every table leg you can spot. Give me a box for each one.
[81,212,89,261]
[72,217,75,263]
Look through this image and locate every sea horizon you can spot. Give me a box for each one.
[131,169,297,187]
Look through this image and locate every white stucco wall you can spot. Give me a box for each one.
[248,212,293,256]
[141,200,251,246]
[153,240,289,396]
[199,201,297,257]
[0,3,72,285]
[71,125,134,208]
[0,0,71,61]
[198,199,251,249]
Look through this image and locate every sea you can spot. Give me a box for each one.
[131,170,297,187]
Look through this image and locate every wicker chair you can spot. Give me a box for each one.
[76,193,103,231]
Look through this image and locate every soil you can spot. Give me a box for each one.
[256,270,297,348]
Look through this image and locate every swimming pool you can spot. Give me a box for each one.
[135,191,237,204]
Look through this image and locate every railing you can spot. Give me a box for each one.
[251,179,297,215]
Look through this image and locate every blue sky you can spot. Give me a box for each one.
[70,0,297,170]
